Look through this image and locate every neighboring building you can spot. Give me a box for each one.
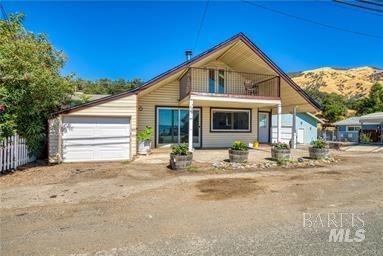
[359,112,383,143]
[333,117,362,142]
[271,112,323,145]
[48,33,321,163]
[333,112,383,143]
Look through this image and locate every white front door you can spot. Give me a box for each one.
[297,128,305,144]
[62,116,131,162]
[258,112,270,143]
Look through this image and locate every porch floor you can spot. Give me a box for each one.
[134,145,313,165]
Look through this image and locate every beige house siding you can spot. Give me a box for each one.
[137,81,180,144]
[60,94,138,155]
[201,107,259,148]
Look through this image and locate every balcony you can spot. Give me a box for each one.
[179,67,280,101]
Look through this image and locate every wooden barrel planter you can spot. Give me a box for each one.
[169,153,193,170]
[309,147,329,159]
[229,149,249,163]
[271,148,291,161]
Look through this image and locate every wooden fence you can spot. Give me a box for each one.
[0,134,35,173]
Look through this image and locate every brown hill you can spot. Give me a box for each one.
[290,66,383,98]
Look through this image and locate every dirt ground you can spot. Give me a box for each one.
[1,151,383,255]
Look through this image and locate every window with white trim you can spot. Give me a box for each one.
[211,109,250,132]
[347,126,360,132]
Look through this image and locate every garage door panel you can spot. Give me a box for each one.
[62,116,131,162]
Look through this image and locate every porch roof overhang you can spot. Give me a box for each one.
[180,92,281,109]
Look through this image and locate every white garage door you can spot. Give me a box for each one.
[62,116,131,162]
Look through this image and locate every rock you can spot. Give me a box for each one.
[297,157,304,163]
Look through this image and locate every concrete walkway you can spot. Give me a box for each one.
[341,144,383,153]
[135,146,314,165]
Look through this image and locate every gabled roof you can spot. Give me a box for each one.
[333,117,362,126]
[359,112,383,123]
[54,32,321,115]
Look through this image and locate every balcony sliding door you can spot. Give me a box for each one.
[208,69,225,94]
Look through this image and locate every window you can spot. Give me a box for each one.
[208,69,225,93]
[208,69,215,93]
[347,126,360,132]
[218,69,225,93]
[211,109,250,132]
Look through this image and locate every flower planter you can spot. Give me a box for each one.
[271,148,291,161]
[229,149,249,163]
[170,152,193,170]
[309,147,329,159]
[138,140,151,155]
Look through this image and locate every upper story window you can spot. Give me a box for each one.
[208,69,215,93]
[208,69,225,94]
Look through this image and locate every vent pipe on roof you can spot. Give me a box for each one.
[185,50,192,61]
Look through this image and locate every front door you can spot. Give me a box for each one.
[258,112,270,143]
[157,107,201,147]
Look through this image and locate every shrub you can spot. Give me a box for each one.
[273,142,289,150]
[231,141,248,151]
[360,133,372,144]
[137,126,153,142]
[311,139,327,149]
[171,143,189,155]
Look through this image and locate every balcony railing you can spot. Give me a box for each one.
[180,67,280,101]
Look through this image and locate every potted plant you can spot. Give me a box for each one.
[170,143,193,170]
[309,139,329,159]
[137,126,153,155]
[271,142,291,161]
[229,141,249,163]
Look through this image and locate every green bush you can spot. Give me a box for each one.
[231,141,248,151]
[137,126,153,142]
[311,139,327,149]
[360,133,372,144]
[273,142,289,150]
[171,143,189,155]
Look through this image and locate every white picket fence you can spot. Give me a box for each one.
[0,134,35,173]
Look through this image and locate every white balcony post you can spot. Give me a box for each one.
[188,98,194,152]
[292,106,297,149]
[277,103,282,142]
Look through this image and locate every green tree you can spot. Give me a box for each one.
[0,13,74,155]
[305,87,347,123]
[355,83,383,115]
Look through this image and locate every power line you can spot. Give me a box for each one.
[358,0,383,7]
[193,0,210,52]
[0,2,9,21]
[334,0,383,13]
[331,0,383,16]
[241,0,383,39]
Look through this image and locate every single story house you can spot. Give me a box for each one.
[333,117,362,142]
[333,112,383,143]
[271,112,324,145]
[48,33,321,163]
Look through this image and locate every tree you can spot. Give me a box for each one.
[0,13,74,155]
[305,87,347,123]
[354,83,383,115]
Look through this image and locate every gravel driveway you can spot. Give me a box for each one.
[1,151,382,255]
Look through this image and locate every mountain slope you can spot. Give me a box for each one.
[290,66,383,98]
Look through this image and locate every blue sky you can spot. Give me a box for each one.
[3,1,383,81]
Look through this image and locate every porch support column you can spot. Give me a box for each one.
[292,106,297,149]
[188,98,194,152]
[277,103,282,142]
